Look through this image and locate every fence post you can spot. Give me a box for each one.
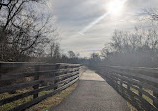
[153,92,158,109]
[0,63,1,79]
[54,64,60,90]
[138,86,142,97]
[65,65,68,75]
[77,65,80,74]
[33,65,40,99]
[127,84,130,91]
[64,65,69,84]
[119,80,123,94]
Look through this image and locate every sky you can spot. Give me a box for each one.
[50,0,158,57]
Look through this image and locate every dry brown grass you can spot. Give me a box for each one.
[127,87,154,111]
[127,102,138,111]
[26,83,78,111]
[0,83,78,111]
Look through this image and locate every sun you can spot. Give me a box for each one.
[107,0,125,15]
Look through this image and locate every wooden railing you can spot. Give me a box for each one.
[91,65,158,111]
[0,62,82,111]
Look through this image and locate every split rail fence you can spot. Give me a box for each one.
[0,62,82,111]
[91,65,158,111]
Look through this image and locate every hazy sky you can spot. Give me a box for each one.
[51,0,158,57]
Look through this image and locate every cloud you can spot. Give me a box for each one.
[53,0,158,57]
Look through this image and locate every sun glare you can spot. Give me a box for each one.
[107,0,125,15]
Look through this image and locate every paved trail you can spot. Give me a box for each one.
[50,70,129,111]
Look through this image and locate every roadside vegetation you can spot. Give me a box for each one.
[0,83,77,111]
[127,103,137,111]
[84,10,158,68]
[0,0,85,64]
[27,83,77,111]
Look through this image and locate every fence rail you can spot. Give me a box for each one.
[0,62,82,111]
[91,65,158,111]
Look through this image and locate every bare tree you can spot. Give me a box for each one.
[0,0,57,61]
[68,51,76,58]
[102,26,158,67]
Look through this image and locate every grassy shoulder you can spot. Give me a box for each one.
[126,87,153,111]
[0,89,33,111]
[0,83,78,111]
[26,83,78,111]
[127,102,138,111]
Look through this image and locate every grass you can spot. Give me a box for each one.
[0,83,78,111]
[0,88,33,111]
[142,94,153,104]
[130,87,139,95]
[130,87,153,104]
[27,83,77,111]
[127,102,138,111]
[126,86,154,111]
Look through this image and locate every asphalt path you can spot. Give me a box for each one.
[50,70,129,111]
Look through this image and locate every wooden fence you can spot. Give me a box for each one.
[0,62,82,111]
[91,65,158,111]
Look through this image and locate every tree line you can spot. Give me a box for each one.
[1,1,158,68]
[0,0,81,64]
[0,0,56,62]
[87,10,158,68]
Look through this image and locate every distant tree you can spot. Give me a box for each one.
[46,42,61,63]
[68,51,76,58]
[102,27,158,67]
[88,53,101,66]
